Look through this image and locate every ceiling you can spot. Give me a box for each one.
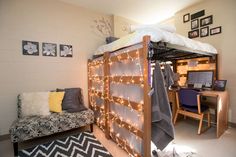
[59,0,202,24]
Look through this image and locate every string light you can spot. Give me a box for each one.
[88,48,145,157]
[109,113,143,139]
[109,131,141,157]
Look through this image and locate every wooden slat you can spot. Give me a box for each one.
[109,113,143,139]
[179,74,187,77]
[110,48,143,63]
[110,132,142,157]
[104,52,111,139]
[142,35,151,157]
[177,62,188,66]
[110,96,143,112]
[110,76,144,85]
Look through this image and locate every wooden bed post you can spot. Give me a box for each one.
[87,59,93,133]
[87,59,92,109]
[143,36,151,157]
[104,52,111,139]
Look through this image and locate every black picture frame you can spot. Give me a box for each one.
[42,43,57,57]
[200,15,213,27]
[191,19,199,30]
[191,10,205,20]
[200,26,209,37]
[188,29,199,39]
[210,26,222,35]
[213,80,227,91]
[183,13,190,23]
[60,44,73,57]
[22,40,39,56]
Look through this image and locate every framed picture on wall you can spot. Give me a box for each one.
[188,29,199,38]
[210,26,222,35]
[200,15,213,27]
[183,13,190,23]
[42,43,57,57]
[60,44,73,57]
[200,26,209,37]
[191,19,199,30]
[22,40,39,56]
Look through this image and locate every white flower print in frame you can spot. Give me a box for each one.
[42,43,57,57]
[60,44,73,57]
[22,40,39,56]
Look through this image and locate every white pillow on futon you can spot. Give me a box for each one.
[20,92,50,116]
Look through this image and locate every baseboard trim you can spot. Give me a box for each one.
[229,122,236,128]
[0,134,10,141]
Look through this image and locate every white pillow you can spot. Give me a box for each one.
[130,24,176,33]
[20,92,50,116]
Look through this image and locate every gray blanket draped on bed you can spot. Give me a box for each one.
[151,61,174,150]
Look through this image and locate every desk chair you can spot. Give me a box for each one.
[173,88,211,134]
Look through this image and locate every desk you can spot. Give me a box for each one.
[200,90,229,138]
[168,89,229,138]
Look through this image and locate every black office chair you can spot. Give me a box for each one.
[173,88,211,134]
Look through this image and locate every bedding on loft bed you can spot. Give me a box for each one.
[93,27,217,60]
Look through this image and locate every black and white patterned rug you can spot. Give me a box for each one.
[19,131,113,157]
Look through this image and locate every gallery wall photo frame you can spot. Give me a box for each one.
[191,10,205,20]
[22,40,39,56]
[183,13,190,23]
[42,42,57,57]
[188,29,199,39]
[200,26,209,37]
[200,15,213,27]
[210,26,222,35]
[191,19,199,30]
[60,44,73,57]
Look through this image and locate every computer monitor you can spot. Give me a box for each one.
[187,70,214,88]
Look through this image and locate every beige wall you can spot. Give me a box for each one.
[159,16,175,26]
[113,15,176,38]
[0,0,112,135]
[113,15,139,38]
[174,0,236,122]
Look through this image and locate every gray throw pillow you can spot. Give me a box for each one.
[57,88,87,112]
[106,36,119,44]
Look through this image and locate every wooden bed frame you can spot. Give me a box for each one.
[88,36,151,157]
[87,35,218,157]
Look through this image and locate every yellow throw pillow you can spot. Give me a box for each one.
[49,92,65,113]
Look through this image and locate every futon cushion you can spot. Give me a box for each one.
[49,92,65,113]
[20,92,50,117]
[57,88,87,113]
[9,109,94,143]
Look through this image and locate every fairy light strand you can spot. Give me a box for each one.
[88,48,145,157]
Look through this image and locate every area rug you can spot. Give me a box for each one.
[19,131,113,157]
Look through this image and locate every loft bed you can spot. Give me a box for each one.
[88,28,217,157]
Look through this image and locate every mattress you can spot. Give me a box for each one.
[94,27,217,56]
